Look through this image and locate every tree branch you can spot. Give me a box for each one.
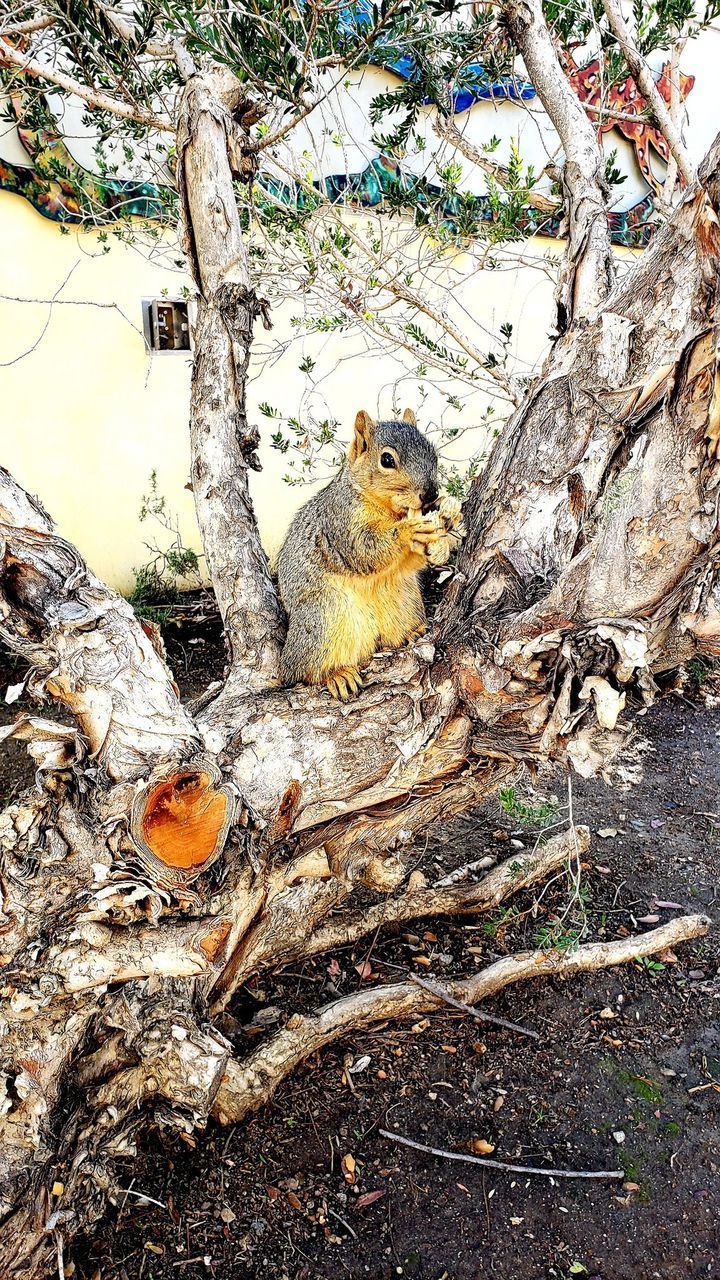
[502,0,614,328]
[213,914,709,1124]
[0,15,57,36]
[0,466,199,781]
[300,825,589,961]
[601,0,694,188]
[433,113,562,217]
[176,73,284,694]
[0,38,172,131]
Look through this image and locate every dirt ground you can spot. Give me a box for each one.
[1,623,718,1280]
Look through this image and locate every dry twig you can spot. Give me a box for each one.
[379,1130,624,1180]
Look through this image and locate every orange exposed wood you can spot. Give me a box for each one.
[130,758,236,886]
[141,769,230,870]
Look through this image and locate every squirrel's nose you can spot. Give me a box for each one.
[421,485,438,512]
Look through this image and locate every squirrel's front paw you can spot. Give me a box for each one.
[403,510,442,556]
[326,667,364,701]
[423,495,466,565]
[425,532,454,567]
[438,495,465,533]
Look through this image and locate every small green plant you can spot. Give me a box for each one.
[686,656,718,688]
[481,904,520,939]
[616,1070,664,1106]
[128,472,202,624]
[635,956,666,977]
[534,922,584,953]
[499,786,560,830]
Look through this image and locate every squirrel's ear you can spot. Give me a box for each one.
[349,410,374,463]
[402,407,416,427]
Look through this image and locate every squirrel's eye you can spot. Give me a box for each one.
[380,451,396,470]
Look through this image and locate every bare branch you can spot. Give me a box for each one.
[601,0,694,188]
[176,72,284,692]
[300,826,588,961]
[213,914,710,1124]
[502,0,614,327]
[0,14,57,36]
[380,1131,623,1179]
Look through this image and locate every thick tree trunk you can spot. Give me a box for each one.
[1,70,720,1280]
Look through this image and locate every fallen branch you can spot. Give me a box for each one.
[212,913,709,1124]
[407,971,539,1040]
[378,1130,623,1180]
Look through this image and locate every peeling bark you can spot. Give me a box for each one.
[503,0,615,329]
[0,468,198,781]
[1,67,720,1280]
[176,74,285,694]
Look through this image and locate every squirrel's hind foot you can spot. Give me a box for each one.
[326,667,364,701]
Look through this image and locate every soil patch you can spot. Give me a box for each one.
[1,623,718,1280]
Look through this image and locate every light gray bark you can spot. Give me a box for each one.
[1,53,720,1280]
[176,74,285,694]
[502,0,615,328]
[601,0,694,188]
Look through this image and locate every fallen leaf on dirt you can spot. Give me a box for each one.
[349,1054,371,1074]
[407,871,427,892]
[341,1154,356,1184]
[658,948,679,963]
[597,828,619,838]
[472,1042,487,1054]
[219,1206,236,1224]
[493,1095,505,1112]
[327,958,341,978]
[287,1191,303,1210]
[653,899,684,910]
[356,1189,386,1209]
[413,955,432,967]
[144,1244,163,1255]
[637,913,660,923]
[441,1044,457,1054]
[622,1181,640,1192]
[599,1007,616,1020]
[468,1139,495,1155]
[266,1185,279,1200]
[423,931,438,942]
[354,960,373,980]
[466,946,484,955]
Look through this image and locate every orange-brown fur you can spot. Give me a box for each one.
[277,410,461,700]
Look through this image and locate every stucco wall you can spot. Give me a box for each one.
[0,189,566,592]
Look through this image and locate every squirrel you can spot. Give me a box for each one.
[277,408,464,700]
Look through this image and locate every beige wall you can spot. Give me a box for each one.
[1,188,573,592]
